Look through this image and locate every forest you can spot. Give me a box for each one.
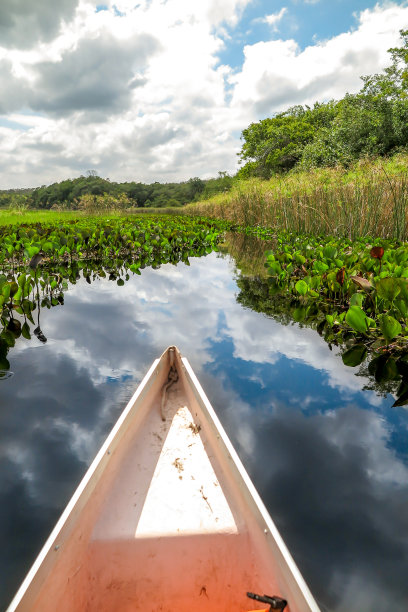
[0,172,233,210]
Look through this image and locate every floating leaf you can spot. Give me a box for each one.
[369,355,398,383]
[292,307,306,322]
[345,306,368,334]
[392,382,408,407]
[295,280,308,296]
[350,293,364,307]
[375,277,400,303]
[379,314,402,343]
[342,344,367,367]
[395,278,408,303]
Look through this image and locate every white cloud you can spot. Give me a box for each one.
[230,3,408,117]
[253,7,287,29]
[0,1,407,187]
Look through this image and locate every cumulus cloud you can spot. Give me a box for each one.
[230,3,407,117]
[0,1,407,187]
[0,0,79,49]
[29,32,160,116]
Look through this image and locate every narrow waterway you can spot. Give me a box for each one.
[1,251,407,611]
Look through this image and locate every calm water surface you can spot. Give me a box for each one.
[1,252,408,611]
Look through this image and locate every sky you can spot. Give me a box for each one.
[0,0,407,189]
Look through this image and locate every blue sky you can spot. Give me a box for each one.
[0,0,407,188]
[218,0,392,68]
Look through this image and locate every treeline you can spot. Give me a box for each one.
[238,29,408,178]
[0,172,233,210]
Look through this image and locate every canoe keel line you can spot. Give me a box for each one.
[8,347,320,612]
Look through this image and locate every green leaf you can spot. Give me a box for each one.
[379,314,402,342]
[2,284,11,300]
[295,280,308,296]
[267,261,282,276]
[21,322,31,340]
[396,299,408,319]
[350,293,364,307]
[392,383,408,407]
[369,355,398,383]
[293,307,307,322]
[345,305,368,333]
[342,344,367,367]
[375,277,401,303]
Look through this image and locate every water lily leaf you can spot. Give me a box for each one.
[295,280,308,296]
[369,355,399,383]
[395,278,408,303]
[375,278,400,303]
[396,299,408,319]
[345,305,368,333]
[350,275,373,291]
[9,282,18,298]
[21,322,31,340]
[323,245,337,259]
[392,382,408,407]
[350,293,364,307]
[293,307,307,322]
[17,274,26,288]
[379,314,402,342]
[267,261,282,276]
[342,344,367,367]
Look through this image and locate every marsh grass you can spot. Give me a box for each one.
[0,206,187,226]
[186,154,408,240]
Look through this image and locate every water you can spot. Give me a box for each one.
[1,251,408,611]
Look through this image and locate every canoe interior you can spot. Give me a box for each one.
[8,347,319,612]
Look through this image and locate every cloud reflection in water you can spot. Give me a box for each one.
[0,253,407,611]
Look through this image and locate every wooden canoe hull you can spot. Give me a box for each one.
[7,347,320,612]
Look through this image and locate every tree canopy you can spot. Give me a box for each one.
[237,29,408,178]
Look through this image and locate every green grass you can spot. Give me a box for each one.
[185,153,408,240]
[0,206,190,226]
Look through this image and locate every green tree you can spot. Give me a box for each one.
[238,103,337,178]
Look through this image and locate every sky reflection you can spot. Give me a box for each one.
[1,253,407,611]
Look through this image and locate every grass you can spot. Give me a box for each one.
[0,206,188,226]
[185,153,408,240]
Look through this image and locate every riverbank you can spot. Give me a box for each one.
[185,153,408,240]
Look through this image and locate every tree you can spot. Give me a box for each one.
[238,103,337,178]
[238,29,408,176]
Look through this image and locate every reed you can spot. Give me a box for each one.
[185,154,408,239]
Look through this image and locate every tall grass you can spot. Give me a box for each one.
[186,155,408,239]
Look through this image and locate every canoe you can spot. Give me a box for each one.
[8,346,320,612]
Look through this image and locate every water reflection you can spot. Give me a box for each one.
[0,253,407,611]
